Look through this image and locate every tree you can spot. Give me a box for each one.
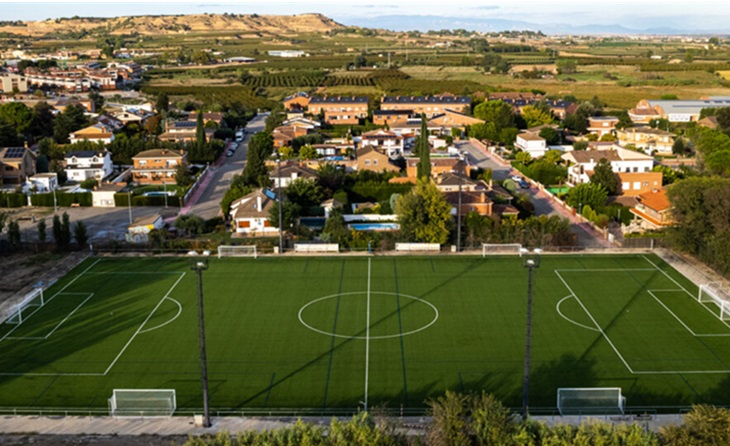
[556,58,577,74]
[175,214,205,236]
[520,105,554,128]
[567,183,608,211]
[320,207,350,245]
[268,200,300,230]
[88,91,104,111]
[673,138,686,156]
[353,53,368,68]
[35,154,49,173]
[416,115,431,179]
[243,132,273,187]
[7,220,20,247]
[0,102,34,139]
[73,221,88,247]
[195,110,207,156]
[539,127,560,145]
[591,158,619,196]
[395,178,452,244]
[473,100,516,130]
[286,178,323,210]
[174,163,193,187]
[52,213,71,250]
[573,140,588,151]
[37,219,47,243]
[155,93,169,114]
[298,144,318,160]
[53,104,88,143]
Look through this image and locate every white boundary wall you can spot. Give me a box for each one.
[395,243,440,252]
[294,244,339,253]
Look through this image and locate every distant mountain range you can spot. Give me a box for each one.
[348,14,724,36]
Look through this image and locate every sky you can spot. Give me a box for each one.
[1,0,730,34]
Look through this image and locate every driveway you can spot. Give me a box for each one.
[184,114,267,220]
[457,141,610,248]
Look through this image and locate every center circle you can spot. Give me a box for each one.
[298,292,439,340]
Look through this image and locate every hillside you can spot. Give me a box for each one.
[0,13,344,37]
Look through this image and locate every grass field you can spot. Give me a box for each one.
[1,254,729,416]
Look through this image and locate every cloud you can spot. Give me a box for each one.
[354,4,398,8]
[472,5,500,10]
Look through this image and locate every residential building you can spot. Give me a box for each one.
[97,114,125,131]
[230,189,279,235]
[380,95,470,118]
[617,171,664,197]
[282,92,310,111]
[631,97,730,123]
[267,50,307,58]
[0,72,28,93]
[91,183,124,207]
[616,126,675,155]
[488,92,542,103]
[444,190,493,217]
[282,117,320,131]
[562,147,657,191]
[434,171,485,192]
[356,146,400,173]
[64,150,113,182]
[158,121,215,143]
[111,109,153,125]
[28,172,58,192]
[405,157,467,179]
[628,107,661,124]
[427,109,485,132]
[0,147,35,184]
[630,189,672,230]
[272,125,309,149]
[360,129,404,158]
[69,123,116,144]
[309,96,369,125]
[373,110,411,127]
[131,149,186,185]
[126,214,164,244]
[698,116,719,130]
[188,112,224,127]
[515,132,548,158]
[269,163,318,188]
[546,100,578,119]
[587,116,619,138]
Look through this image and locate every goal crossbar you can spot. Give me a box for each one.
[4,287,44,325]
[218,245,257,259]
[109,389,176,417]
[482,243,523,257]
[699,283,730,321]
[557,387,625,415]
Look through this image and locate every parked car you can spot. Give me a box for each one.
[511,175,523,182]
[519,179,530,189]
[226,150,234,157]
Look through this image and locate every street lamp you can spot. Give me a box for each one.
[190,255,211,428]
[163,180,168,209]
[276,152,283,255]
[521,247,542,420]
[456,153,464,252]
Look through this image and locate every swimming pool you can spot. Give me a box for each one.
[349,223,400,231]
[143,191,176,197]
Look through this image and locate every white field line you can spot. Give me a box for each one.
[364,258,371,411]
[557,268,656,272]
[554,270,635,373]
[103,272,186,375]
[555,295,600,332]
[648,290,730,337]
[0,259,102,342]
[138,297,183,334]
[45,293,95,338]
[643,256,730,330]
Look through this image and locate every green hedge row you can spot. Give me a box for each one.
[30,192,92,207]
[113,193,182,207]
[0,192,26,208]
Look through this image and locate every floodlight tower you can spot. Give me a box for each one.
[191,253,211,427]
[521,248,542,420]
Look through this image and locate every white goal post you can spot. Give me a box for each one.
[482,243,523,257]
[4,288,44,325]
[699,283,730,321]
[109,389,177,417]
[557,387,626,415]
[217,245,257,259]
[395,243,440,252]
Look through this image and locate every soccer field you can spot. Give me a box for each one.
[1,254,729,415]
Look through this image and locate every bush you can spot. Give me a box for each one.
[30,192,92,207]
[0,192,25,208]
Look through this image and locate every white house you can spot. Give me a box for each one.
[91,183,124,207]
[27,172,58,192]
[360,129,404,159]
[269,163,318,188]
[68,123,115,144]
[515,132,548,158]
[561,147,655,186]
[64,150,114,182]
[615,126,675,155]
[230,189,279,235]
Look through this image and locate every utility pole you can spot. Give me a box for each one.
[521,248,542,421]
[191,257,211,428]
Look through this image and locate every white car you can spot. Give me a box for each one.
[511,175,523,182]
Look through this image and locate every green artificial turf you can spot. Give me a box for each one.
[1,254,729,415]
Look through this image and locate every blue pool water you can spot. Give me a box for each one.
[349,223,400,231]
[143,191,176,197]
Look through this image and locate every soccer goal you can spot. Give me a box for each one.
[4,288,44,325]
[482,243,523,257]
[557,388,626,415]
[699,283,730,321]
[109,389,177,417]
[218,245,257,259]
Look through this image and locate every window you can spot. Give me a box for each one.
[633,182,641,190]
[139,160,147,166]
[373,159,378,165]
[643,182,649,187]
[365,160,370,165]
[633,167,638,173]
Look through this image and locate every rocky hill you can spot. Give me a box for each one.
[0,13,344,37]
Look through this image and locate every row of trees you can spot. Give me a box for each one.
[0,212,87,251]
[180,393,730,445]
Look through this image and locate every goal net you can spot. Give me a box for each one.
[482,243,523,257]
[109,389,176,417]
[557,388,626,415]
[4,288,44,325]
[218,245,257,259]
[699,283,730,321]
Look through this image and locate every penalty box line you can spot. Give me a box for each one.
[556,270,730,375]
[0,270,187,377]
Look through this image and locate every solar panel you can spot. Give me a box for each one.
[263,189,277,200]
[3,147,25,159]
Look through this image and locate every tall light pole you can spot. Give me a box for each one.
[457,153,464,252]
[277,152,283,255]
[163,180,168,209]
[521,248,541,421]
[191,256,211,428]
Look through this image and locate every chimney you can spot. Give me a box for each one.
[257,195,262,212]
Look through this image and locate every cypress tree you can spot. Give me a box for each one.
[417,114,431,179]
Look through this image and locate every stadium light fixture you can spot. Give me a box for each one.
[190,257,211,428]
[521,248,541,420]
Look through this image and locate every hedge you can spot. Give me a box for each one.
[114,193,182,207]
[30,192,92,207]
[0,192,26,208]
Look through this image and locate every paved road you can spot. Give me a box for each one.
[456,141,610,248]
[186,114,267,220]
